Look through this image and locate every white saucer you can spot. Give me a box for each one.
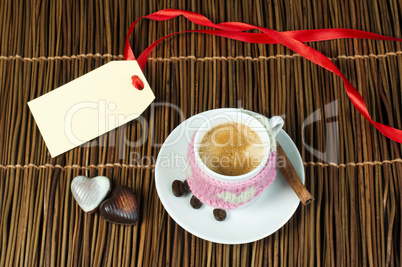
[155,108,304,244]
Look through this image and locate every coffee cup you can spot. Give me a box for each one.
[194,111,278,182]
[186,109,284,210]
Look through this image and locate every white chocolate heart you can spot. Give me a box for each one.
[71,176,111,213]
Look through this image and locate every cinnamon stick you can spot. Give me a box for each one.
[277,143,314,205]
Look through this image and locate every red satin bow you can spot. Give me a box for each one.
[125,9,402,144]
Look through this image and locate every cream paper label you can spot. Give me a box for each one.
[28,60,155,157]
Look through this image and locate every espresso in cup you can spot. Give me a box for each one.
[198,122,265,176]
[188,110,284,210]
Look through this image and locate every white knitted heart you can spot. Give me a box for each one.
[71,176,111,213]
[216,187,257,204]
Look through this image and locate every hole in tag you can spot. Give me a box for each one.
[131,75,144,90]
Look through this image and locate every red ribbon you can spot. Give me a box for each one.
[125,9,402,144]
[131,75,144,90]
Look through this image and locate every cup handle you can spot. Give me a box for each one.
[268,116,284,137]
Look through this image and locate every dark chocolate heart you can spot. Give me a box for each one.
[99,186,139,225]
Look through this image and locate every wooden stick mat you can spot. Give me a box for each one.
[1,0,401,266]
[4,50,402,63]
[2,157,402,171]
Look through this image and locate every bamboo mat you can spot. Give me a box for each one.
[1,0,402,266]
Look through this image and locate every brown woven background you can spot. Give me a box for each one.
[1,0,402,266]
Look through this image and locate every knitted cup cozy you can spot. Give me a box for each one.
[186,133,278,210]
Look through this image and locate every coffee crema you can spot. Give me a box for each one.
[198,122,265,176]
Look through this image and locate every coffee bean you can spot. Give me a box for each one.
[213,209,227,221]
[172,180,185,197]
[183,180,191,193]
[190,195,202,209]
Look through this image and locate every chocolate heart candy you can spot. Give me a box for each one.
[71,176,111,213]
[99,186,139,225]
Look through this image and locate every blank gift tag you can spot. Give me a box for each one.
[28,60,155,157]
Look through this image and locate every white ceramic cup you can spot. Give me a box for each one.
[193,110,284,183]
